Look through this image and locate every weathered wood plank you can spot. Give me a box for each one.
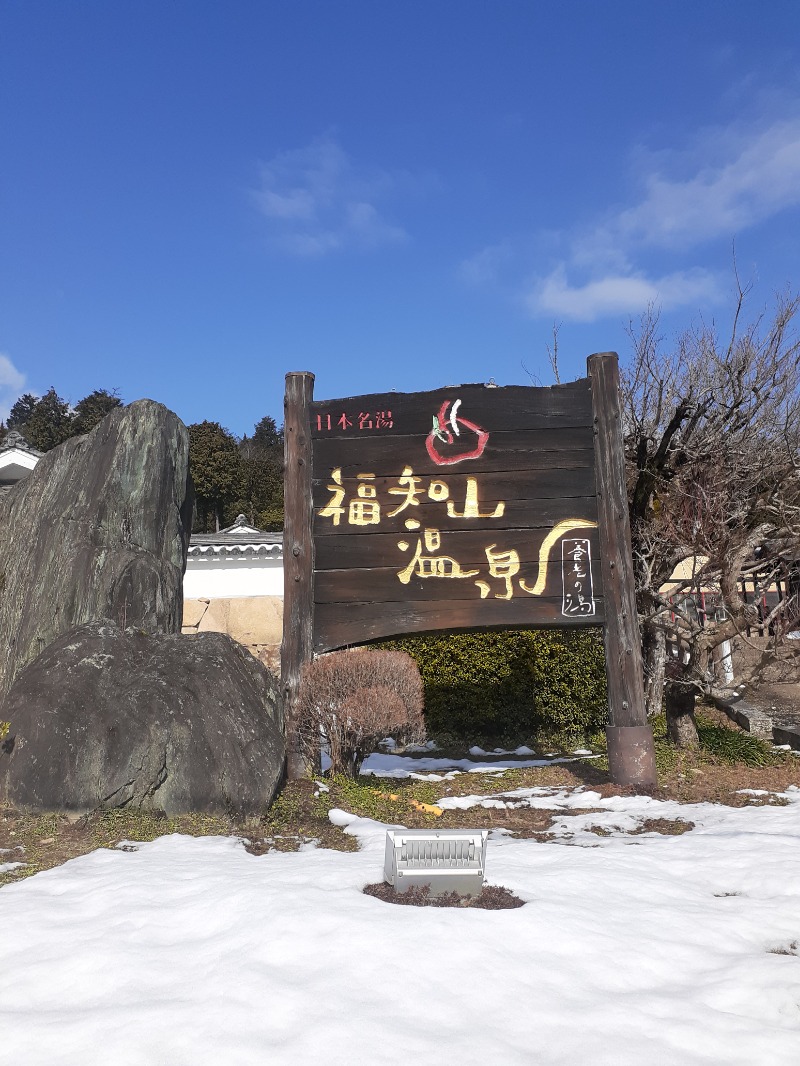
[313,493,599,537]
[310,380,593,440]
[314,524,602,573]
[314,597,605,653]
[281,372,315,780]
[306,376,607,690]
[312,465,597,537]
[588,353,652,757]
[313,554,602,604]
[312,426,596,480]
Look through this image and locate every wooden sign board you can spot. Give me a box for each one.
[310,380,601,653]
[282,354,657,787]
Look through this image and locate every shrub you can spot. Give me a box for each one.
[298,649,425,776]
[695,714,779,767]
[377,629,608,747]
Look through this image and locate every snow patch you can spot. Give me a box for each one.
[2,791,800,1063]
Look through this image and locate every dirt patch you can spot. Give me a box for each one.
[246,778,358,855]
[632,817,695,835]
[767,941,799,956]
[426,758,798,812]
[652,763,798,805]
[363,881,525,909]
[421,804,560,840]
[729,635,800,726]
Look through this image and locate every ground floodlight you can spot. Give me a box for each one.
[384,829,488,896]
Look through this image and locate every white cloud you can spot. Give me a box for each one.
[585,117,800,259]
[254,136,409,256]
[458,242,513,287]
[527,266,724,322]
[465,111,800,322]
[0,353,26,423]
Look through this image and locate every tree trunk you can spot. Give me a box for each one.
[642,623,667,718]
[665,679,699,747]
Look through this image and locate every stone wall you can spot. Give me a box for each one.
[182,596,283,676]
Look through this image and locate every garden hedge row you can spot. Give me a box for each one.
[377,628,608,746]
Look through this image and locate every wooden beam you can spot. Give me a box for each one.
[281,372,315,781]
[309,380,594,438]
[314,597,605,654]
[588,352,657,786]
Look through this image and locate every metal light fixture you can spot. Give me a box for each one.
[384,829,488,896]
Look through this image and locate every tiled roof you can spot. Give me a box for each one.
[188,515,284,559]
[0,430,43,457]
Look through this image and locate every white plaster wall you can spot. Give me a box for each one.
[183,558,284,599]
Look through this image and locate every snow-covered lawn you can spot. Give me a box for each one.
[2,784,800,1065]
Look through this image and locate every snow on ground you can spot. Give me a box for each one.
[2,788,800,1065]
[359,750,598,779]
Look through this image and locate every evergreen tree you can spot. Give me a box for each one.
[188,421,243,532]
[23,388,73,451]
[234,414,284,529]
[6,394,39,432]
[233,454,284,530]
[252,415,282,454]
[6,387,124,451]
[72,389,122,435]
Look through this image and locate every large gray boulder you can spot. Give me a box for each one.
[0,621,284,814]
[0,400,192,696]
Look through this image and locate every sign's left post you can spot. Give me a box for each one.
[281,371,315,780]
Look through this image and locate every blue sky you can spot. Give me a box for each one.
[2,1,799,434]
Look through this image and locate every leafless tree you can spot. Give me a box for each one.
[622,284,800,745]
[546,322,562,385]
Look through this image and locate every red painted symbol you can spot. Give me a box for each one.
[425,399,489,466]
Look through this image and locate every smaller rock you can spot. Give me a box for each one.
[0,621,285,815]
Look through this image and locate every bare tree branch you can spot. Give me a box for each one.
[621,284,800,734]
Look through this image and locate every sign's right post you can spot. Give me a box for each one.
[588,352,657,787]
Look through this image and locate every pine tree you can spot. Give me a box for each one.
[234,415,284,529]
[188,421,243,532]
[6,394,39,433]
[23,388,73,451]
[72,389,122,435]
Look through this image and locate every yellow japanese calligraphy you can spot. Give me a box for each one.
[520,519,598,595]
[387,466,423,517]
[396,528,480,584]
[318,468,345,526]
[348,473,380,526]
[475,545,520,600]
[447,477,505,519]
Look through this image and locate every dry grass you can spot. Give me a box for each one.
[0,781,356,887]
[767,941,799,956]
[363,882,525,909]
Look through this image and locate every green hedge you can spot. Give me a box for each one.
[377,629,608,747]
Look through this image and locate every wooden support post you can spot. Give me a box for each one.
[588,352,657,787]
[281,371,315,781]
